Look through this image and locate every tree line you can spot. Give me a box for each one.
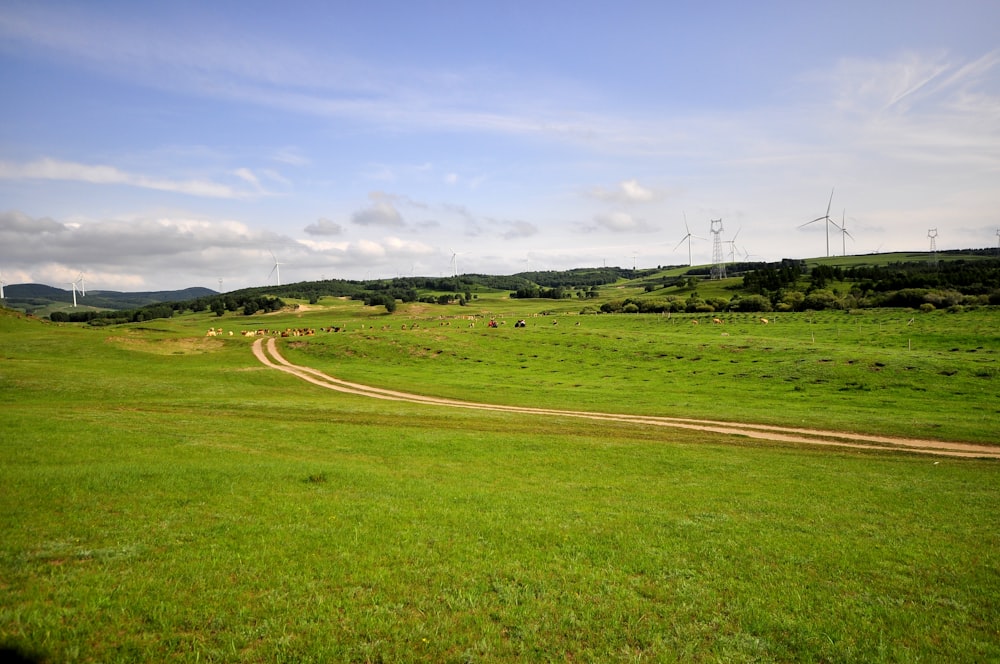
[50,293,287,324]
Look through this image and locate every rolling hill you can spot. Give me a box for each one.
[0,283,217,315]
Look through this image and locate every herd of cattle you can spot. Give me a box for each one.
[206,326,342,338]
[208,315,774,337]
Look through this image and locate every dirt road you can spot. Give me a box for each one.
[253,337,999,459]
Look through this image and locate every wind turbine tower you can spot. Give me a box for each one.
[839,211,854,257]
[725,227,742,264]
[0,272,5,300]
[710,218,726,280]
[995,228,999,256]
[674,212,704,267]
[799,188,839,257]
[268,251,283,286]
[449,248,464,278]
[69,280,78,307]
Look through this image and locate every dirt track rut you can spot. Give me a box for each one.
[252,338,999,459]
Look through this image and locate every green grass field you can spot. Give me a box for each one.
[1,302,998,662]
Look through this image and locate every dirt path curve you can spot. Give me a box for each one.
[253,338,999,459]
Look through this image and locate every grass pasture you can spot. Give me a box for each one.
[284,301,999,444]
[1,305,998,662]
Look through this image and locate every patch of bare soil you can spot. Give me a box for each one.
[108,337,224,355]
[252,338,1000,459]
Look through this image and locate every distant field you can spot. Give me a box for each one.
[1,304,997,662]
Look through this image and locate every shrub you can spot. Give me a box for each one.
[731,294,772,312]
[802,289,844,311]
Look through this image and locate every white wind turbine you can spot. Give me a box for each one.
[673,212,704,266]
[725,227,742,263]
[66,272,86,306]
[449,248,464,278]
[799,187,841,257]
[0,271,6,299]
[839,210,855,256]
[268,251,283,286]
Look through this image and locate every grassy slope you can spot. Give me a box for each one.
[1,309,998,662]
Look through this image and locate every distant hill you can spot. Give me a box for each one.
[0,284,217,314]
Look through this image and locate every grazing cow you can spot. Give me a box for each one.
[712,318,723,325]
[690,319,699,325]
[759,318,769,324]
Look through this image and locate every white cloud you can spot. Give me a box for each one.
[620,179,655,202]
[304,218,343,236]
[589,212,658,234]
[0,158,258,199]
[589,179,658,203]
[273,147,310,166]
[500,220,538,240]
[234,168,261,189]
[381,236,435,255]
[0,210,298,290]
[355,239,386,258]
[0,209,65,234]
[351,192,405,227]
[260,169,291,186]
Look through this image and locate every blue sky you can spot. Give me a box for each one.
[1,0,998,291]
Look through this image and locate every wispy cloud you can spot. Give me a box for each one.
[587,212,658,234]
[0,158,261,199]
[589,179,659,203]
[499,219,539,240]
[0,4,616,147]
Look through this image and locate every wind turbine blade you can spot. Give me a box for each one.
[826,187,834,218]
[673,237,688,252]
[799,218,824,228]
[683,211,690,234]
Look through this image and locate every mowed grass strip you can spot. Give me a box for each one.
[1,310,998,662]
